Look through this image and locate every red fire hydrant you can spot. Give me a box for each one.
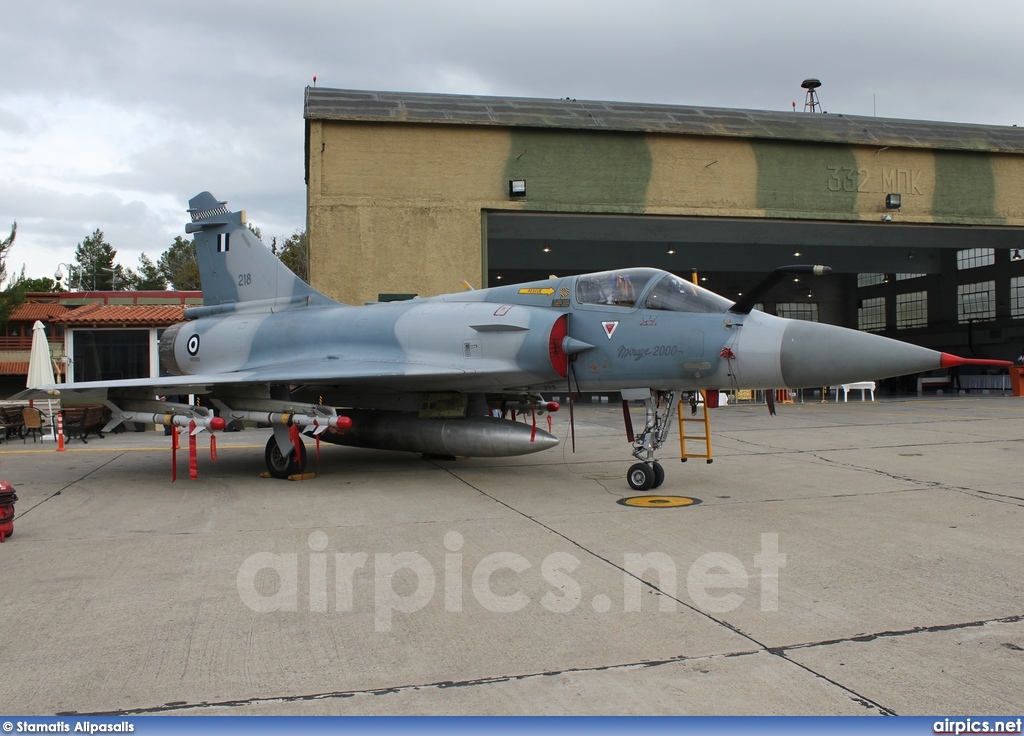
[0,480,17,542]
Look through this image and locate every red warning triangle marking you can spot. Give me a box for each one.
[602,321,619,339]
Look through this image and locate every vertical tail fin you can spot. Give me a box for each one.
[184,192,335,308]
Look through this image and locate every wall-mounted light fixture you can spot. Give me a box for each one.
[1012,249,1023,262]
[508,179,527,198]
[885,193,902,209]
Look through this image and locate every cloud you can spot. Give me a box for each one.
[2,0,1022,283]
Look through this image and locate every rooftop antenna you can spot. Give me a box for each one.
[802,78,822,113]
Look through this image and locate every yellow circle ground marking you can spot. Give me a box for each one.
[618,495,700,508]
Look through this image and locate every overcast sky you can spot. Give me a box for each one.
[2,0,1022,287]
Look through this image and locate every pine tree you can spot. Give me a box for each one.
[128,253,168,290]
[0,221,16,288]
[157,236,201,290]
[74,229,126,290]
[278,230,309,281]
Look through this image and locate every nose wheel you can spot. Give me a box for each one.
[627,461,666,491]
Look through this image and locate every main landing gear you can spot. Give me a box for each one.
[265,435,307,479]
[625,389,678,491]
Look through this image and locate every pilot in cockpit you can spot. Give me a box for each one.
[612,273,636,306]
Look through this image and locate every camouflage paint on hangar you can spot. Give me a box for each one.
[752,140,860,218]
[503,129,653,212]
[932,150,1001,224]
[501,132,1010,225]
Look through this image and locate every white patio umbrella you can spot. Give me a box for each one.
[27,320,56,388]
[26,320,57,441]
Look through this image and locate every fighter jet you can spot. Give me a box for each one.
[16,192,1010,488]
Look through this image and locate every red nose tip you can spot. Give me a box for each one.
[940,353,1014,368]
[546,402,560,412]
[210,417,226,430]
[337,416,353,430]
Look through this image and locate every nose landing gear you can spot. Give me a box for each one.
[625,389,678,490]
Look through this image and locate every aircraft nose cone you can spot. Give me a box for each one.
[779,320,943,388]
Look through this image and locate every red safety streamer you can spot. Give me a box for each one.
[547,415,552,433]
[567,369,576,453]
[621,399,635,443]
[289,424,303,478]
[210,434,217,462]
[289,424,301,458]
[530,408,537,442]
[188,421,198,480]
[171,426,178,482]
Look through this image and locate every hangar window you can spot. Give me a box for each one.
[775,303,818,322]
[858,297,886,332]
[643,273,733,314]
[857,273,886,287]
[576,269,656,307]
[1010,277,1024,319]
[957,281,995,323]
[896,291,928,329]
[896,273,925,281]
[956,248,995,270]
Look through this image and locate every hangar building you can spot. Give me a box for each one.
[303,87,1024,368]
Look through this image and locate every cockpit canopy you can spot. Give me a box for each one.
[575,268,734,313]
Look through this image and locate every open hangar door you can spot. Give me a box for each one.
[485,211,1022,332]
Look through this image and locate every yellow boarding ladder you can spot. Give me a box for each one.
[677,391,713,463]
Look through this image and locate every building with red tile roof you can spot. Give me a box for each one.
[54,304,187,327]
[1,290,201,393]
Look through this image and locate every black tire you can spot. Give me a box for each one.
[265,435,307,479]
[627,462,654,491]
[651,461,666,489]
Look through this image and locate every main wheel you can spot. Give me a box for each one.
[651,461,666,489]
[627,462,655,491]
[265,435,307,479]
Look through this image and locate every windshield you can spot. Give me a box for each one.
[644,273,733,313]
[575,269,658,307]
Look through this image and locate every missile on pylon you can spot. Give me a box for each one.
[215,409,352,433]
[502,400,560,414]
[115,412,227,435]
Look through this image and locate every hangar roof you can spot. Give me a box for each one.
[305,87,1024,154]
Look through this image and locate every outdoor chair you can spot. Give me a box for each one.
[21,406,43,443]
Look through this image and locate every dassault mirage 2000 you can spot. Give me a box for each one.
[16,192,1010,487]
